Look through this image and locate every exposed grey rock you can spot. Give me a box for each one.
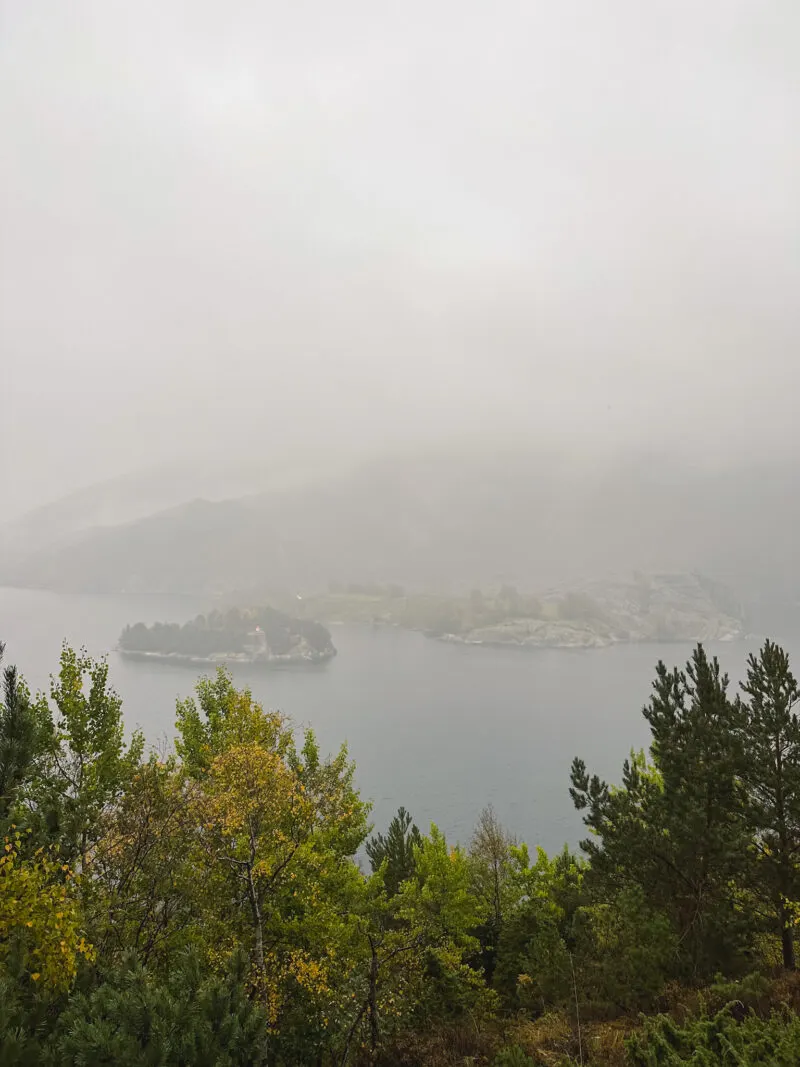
[438,573,743,649]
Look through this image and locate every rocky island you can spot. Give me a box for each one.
[118,605,336,666]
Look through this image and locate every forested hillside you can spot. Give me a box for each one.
[5,637,800,1063]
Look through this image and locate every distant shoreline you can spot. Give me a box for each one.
[434,629,742,651]
[117,647,336,667]
[284,574,745,651]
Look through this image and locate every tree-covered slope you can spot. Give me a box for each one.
[5,636,800,1062]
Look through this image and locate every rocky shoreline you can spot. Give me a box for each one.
[117,643,336,667]
[435,620,741,651]
[432,575,743,649]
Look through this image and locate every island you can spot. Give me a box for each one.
[278,572,744,650]
[118,606,336,666]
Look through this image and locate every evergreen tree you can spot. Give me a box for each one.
[571,645,751,978]
[0,642,50,821]
[739,640,800,969]
[53,947,269,1065]
[646,646,749,974]
[366,806,422,895]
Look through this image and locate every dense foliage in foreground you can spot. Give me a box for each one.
[4,636,800,1064]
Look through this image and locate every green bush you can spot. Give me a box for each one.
[52,949,269,1066]
[626,1005,800,1065]
[493,1046,536,1067]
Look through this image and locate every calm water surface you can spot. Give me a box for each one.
[1,586,793,853]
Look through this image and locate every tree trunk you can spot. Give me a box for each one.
[781,903,795,970]
[775,741,794,970]
[246,825,265,970]
[246,861,265,970]
[368,936,380,1055]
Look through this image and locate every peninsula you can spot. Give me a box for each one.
[279,572,744,650]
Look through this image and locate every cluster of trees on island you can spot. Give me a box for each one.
[119,606,334,659]
[4,637,800,1063]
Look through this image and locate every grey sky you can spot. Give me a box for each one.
[2,1,798,517]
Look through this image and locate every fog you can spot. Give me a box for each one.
[2,1,799,520]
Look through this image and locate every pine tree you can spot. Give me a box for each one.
[646,646,748,973]
[571,645,750,978]
[0,642,50,821]
[53,947,269,1065]
[739,640,800,969]
[366,806,422,895]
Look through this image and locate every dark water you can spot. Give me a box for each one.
[1,586,793,854]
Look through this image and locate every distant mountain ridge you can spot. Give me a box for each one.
[3,451,800,628]
[0,456,340,563]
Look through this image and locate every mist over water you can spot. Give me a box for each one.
[0,0,799,856]
[3,7,800,1056]
[5,585,798,853]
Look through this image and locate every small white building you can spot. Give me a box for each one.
[244,626,269,659]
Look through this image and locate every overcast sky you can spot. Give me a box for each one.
[2,1,798,517]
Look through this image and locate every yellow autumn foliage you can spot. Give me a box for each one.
[0,831,94,992]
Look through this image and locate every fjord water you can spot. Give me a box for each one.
[2,585,792,853]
